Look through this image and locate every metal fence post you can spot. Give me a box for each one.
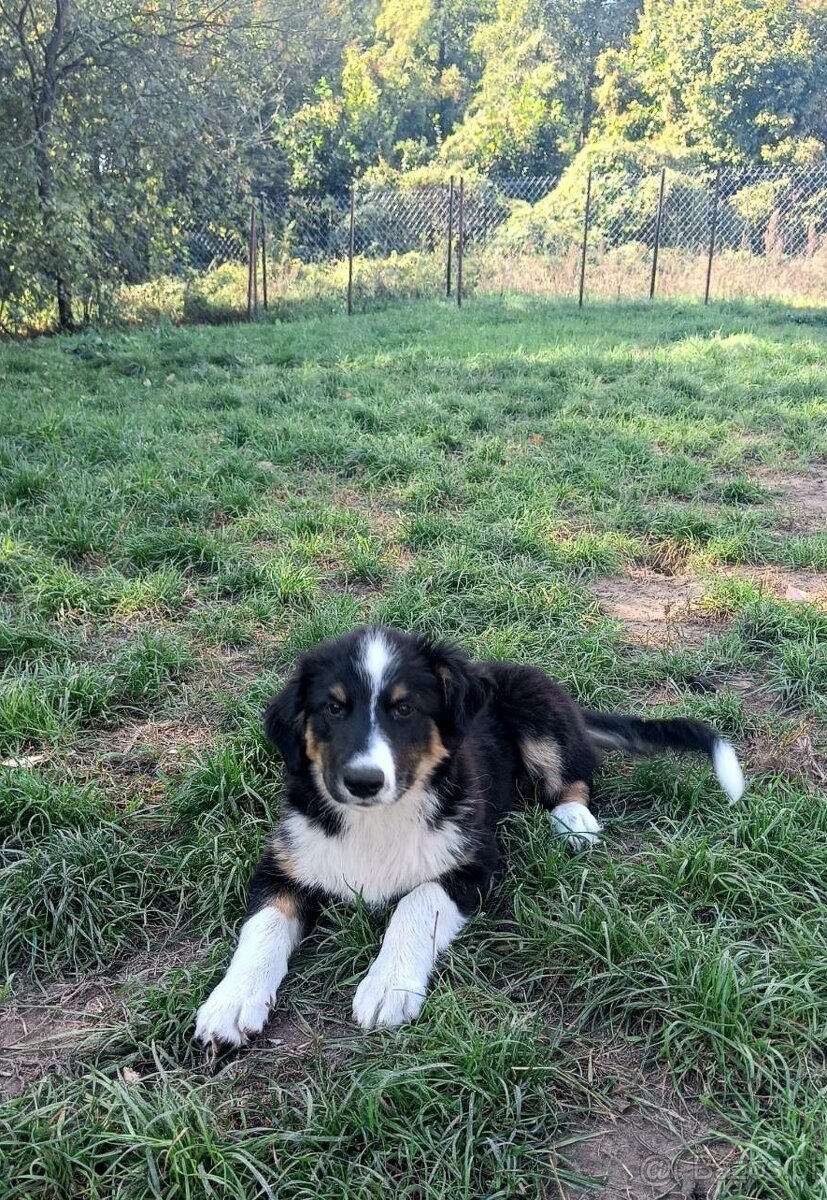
[649,167,666,300]
[446,176,455,298]
[578,168,592,308]
[247,203,258,320]
[704,168,721,305]
[457,177,464,308]
[347,184,356,316]
[260,202,268,311]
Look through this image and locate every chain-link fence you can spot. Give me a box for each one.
[166,161,827,322]
[6,161,826,331]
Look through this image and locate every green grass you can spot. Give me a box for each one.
[1,297,826,1198]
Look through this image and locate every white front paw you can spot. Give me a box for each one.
[352,961,427,1030]
[194,976,272,1048]
[550,801,602,851]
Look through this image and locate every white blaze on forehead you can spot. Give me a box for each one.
[359,630,397,716]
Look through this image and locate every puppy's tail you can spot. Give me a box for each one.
[581,709,745,803]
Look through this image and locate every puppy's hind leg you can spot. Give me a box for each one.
[520,737,602,851]
[548,781,602,852]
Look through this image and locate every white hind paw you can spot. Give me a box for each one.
[550,801,602,851]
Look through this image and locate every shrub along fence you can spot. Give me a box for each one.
[5,161,827,331]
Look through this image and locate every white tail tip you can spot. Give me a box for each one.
[713,740,745,804]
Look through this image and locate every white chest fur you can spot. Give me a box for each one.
[279,790,467,906]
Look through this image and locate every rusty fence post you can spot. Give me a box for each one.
[246,203,258,320]
[446,176,455,298]
[260,202,268,311]
[578,168,592,308]
[649,166,666,300]
[704,168,721,305]
[347,184,356,316]
[456,177,464,308]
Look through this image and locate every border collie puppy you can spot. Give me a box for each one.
[195,626,744,1046]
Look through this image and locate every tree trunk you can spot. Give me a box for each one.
[436,0,447,143]
[579,26,598,148]
[32,0,75,329]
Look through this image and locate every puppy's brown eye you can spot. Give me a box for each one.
[325,700,344,717]
[392,700,412,718]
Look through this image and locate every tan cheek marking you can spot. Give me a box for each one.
[410,722,450,787]
[305,726,321,763]
[520,737,563,792]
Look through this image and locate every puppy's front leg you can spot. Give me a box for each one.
[196,852,312,1049]
[352,879,472,1031]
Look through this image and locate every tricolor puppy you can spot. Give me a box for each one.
[195,625,745,1046]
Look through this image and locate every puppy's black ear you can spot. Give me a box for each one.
[263,666,307,773]
[426,639,491,737]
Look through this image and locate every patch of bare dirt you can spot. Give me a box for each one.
[108,717,214,758]
[561,1044,734,1199]
[214,647,267,678]
[591,563,827,648]
[0,981,114,1101]
[754,464,827,535]
[563,1103,733,1199]
[226,1013,359,1091]
[741,565,827,604]
[589,571,717,647]
[643,674,770,719]
[0,941,199,1101]
[56,718,217,803]
[745,721,827,784]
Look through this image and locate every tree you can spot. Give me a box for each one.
[546,0,640,147]
[437,0,573,176]
[0,0,336,327]
[595,0,827,163]
[281,0,493,193]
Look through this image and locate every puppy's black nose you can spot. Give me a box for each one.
[342,766,385,799]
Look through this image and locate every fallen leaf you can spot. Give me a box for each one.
[1,754,47,769]
[785,585,809,601]
[122,1068,142,1085]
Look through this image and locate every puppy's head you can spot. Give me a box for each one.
[263,626,489,808]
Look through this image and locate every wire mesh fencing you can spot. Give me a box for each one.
[229,161,826,317]
[11,159,825,331]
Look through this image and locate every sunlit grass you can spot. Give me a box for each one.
[0,298,825,1197]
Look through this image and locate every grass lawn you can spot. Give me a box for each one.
[1,297,826,1199]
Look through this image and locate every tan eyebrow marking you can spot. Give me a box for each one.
[330,684,347,703]
[390,684,409,703]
